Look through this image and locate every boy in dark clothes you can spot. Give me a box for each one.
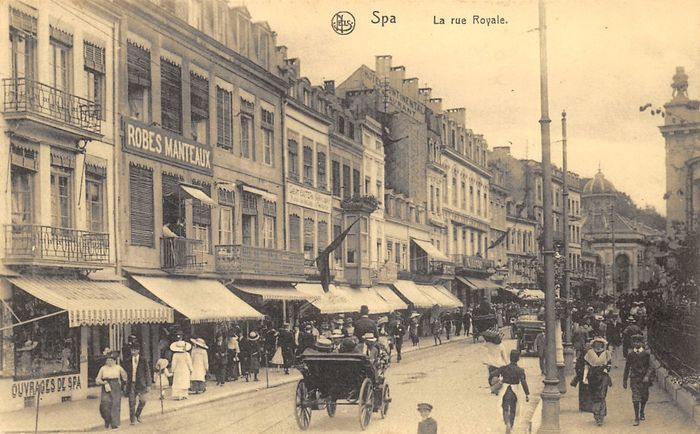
[416,402,437,434]
[623,334,653,426]
[498,350,530,433]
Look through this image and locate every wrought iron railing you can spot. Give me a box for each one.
[648,305,699,387]
[451,254,495,270]
[3,77,101,134]
[215,244,304,278]
[5,224,110,265]
[161,237,205,273]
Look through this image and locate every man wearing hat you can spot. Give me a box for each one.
[622,316,642,358]
[278,322,296,374]
[298,323,316,356]
[623,334,653,425]
[122,342,151,424]
[390,314,406,363]
[354,305,378,342]
[417,402,437,434]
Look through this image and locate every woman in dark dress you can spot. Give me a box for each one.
[95,351,127,429]
[570,341,593,412]
[211,334,228,386]
[583,337,613,426]
[245,331,261,382]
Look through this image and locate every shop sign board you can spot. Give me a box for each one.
[11,374,82,399]
[122,117,213,175]
[287,183,332,213]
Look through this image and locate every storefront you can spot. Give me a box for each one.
[228,282,316,327]
[0,275,172,412]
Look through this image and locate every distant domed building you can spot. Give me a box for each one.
[582,170,662,296]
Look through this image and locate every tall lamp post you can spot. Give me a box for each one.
[561,112,574,375]
[538,0,561,432]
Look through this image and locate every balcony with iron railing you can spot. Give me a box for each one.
[161,237,205,275]
[3,77,102,139]
[4,224,110,268]
[371,261,398,284]
[215,244,305,281]
[451,254,496,271]
[402,259,455,283]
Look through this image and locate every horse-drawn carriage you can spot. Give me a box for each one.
[514,314,544,354]
[294,351,391,431]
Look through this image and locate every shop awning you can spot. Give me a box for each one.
[411,238,450,262]
[417,284,463,309]
[231,283,316,301]
[8,277,174,327]
[180,184,215,205]
[242,185,277,202]
[392,280,436,309]
[519,289,545,300]
[375,285,408,311]
[132,276,263,323]
[295,283,357,314]
[457,276,502,291]
[335,285,394,314]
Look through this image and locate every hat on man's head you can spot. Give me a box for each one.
[331,329,344,339]
[314,337,333,352]
[363,332,377,342]
[410,311,421,319]
[627,316,636,323]
[248,331,260,341]
[417,403,433,412]
[377,316,389,326]
[360,305,369,315]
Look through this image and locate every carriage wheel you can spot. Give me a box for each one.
[379,384,391,419]
[294,380,312,430]
[326,399,337,418]
[358,378,374,430]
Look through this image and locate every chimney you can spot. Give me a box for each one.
[492,146,511,157]
[389,66,405,90]
[324,80,335,95]
[285,58,300,78]
[428,97,442,114]
[276,45,288,68]
[418,87,432,104]
[446,108,466,127]
[402,78,419,100]
[375,55,392,78]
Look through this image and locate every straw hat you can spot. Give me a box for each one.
[590,337,608,347]
[314,337,333,351]
[331,329,344,339]
[627,316,636,323]
[248,331,260,341]
[17,340,38,352]
[191,338,208,349]
[155,358,169,370]
[377,316,389,326]
[410,312,421,319]
[362,332,377,342]
[170,340,192,353]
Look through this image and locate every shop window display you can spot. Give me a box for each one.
[13,289,79,380]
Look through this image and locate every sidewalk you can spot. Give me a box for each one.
[0,334,471,433]
[528,351,697,434]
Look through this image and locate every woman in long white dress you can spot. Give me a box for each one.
[190,338,209,394]
[170,340,193,400]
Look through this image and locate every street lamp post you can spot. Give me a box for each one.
[538,0,561,432]
[561,112,574,376]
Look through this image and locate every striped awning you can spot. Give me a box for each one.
[419,284,463,309]
[374,285,408,311]
[335,285,394,314]
[391,280,436,309]
[295,283,356,314]
[8,277,174,327]
[132,276,263,323]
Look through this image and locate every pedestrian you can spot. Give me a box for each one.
[570,340,593,412]
[298,323,316,356]
[583,337,613,426]
[482,328,509,388]
[416,402,437,434]
[409,312,420,347]
[454,309,463,336]
[606,313,623,367]
[169,340,193,400]
[190,338,209,394]
[122,343,151,425]
[153,358,172,400]
[463,309,472,337]
[622,316,642,358]
[431,319,442,346]
[246,331,262,382]
[239,333,251,381]
[354,305,379,341]
[534,327,546,375]
[95,350,127,429]
[278,322,296,374]
[392,315,406,363]
[496,350,530,434]
[623,334,653,426]
[211,334,228,386]
[442,312,452,340]
[227,330,241,381]
[342,318,355,339]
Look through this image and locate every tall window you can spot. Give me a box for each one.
[11,166,34,225]
[217,187,235,245]
[84,42,105,120]
[241,192,258,246]
[304,217,315,262]
[262,200,276,249]
[430,185,435,212]
[317,148,327,190]
[461,181,466,210]
[9,9,37,81]
[332,160,341,196]
[160,58,182,133]
[127,42,151,122]
[470,185,475,212]
[435,187,440,213]
[190,72,209,143]
[303,142,313,186]
[192,182,211,253]
[216,87,233,150]
[333,223,342,262]
[376,181,383,203]
[452,177,457,206]
[49,27,72,92]
[342,164,351,199]
[338,116,345,134]
[317,220,328,254]
[50,167,73,228]
[86,172,105,232]
[352,169,360,196]
[287,133,299,181]
[289,214,301,252]
[262,108,274,165]
[240,114,253,159]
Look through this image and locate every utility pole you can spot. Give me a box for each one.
[611,202,616,295]
[538,0,561,432]
[561,112,574,375]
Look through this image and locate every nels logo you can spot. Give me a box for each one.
[331,11,355,35]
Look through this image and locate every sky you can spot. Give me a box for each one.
[243,0,700,215]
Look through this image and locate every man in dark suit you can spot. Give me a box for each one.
[354,305,378,342]
[122,344,151,424]
[278,322,296,374]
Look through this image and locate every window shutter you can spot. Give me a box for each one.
[160,58,182,133]
[84,42,105,73]
[289,214,300,252]
[190,72,209,119]
[127,42,151,87]
[304,217,314,249]
[216,87,232,149]
[129,164,154,246]
[192,181,211,225]
[317,220,328,252]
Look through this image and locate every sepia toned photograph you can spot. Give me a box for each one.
[0,0,698,432]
